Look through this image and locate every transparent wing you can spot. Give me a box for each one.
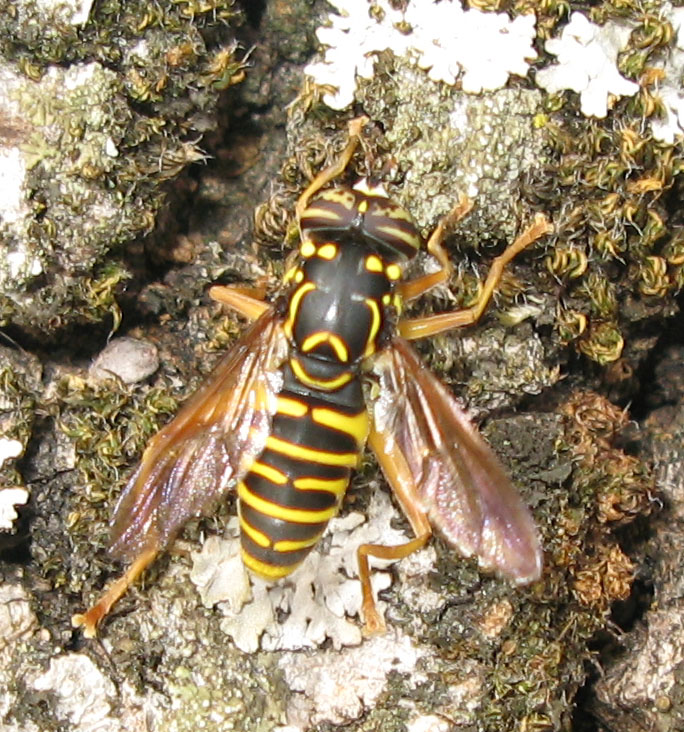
[369,338,542,584]
[110,309,288,562]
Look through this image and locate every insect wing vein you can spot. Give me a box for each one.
[109,309,287,562]
[370,338,542,584]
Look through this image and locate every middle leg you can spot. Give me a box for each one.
[399,213,552,341]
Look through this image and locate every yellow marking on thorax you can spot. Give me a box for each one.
[358,200,369,213]
[300,239,316,258]
[265,435,359,468]
[317,243,338,260]
[365,255,383,273]
[276,395,309,418]
[385,263,402,281]
[311,407,369,446]
[284,281,316,340]
[290,357,353,391]
[239,479,341,521]
[293,475,350,496]
[301,331,349,362]
[362,297,382,358]
[393,292,403,315]
[241,550,300,579]
[249,460,288,485]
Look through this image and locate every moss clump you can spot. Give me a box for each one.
[0,0,244,334]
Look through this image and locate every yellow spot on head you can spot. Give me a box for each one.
[358,200,369,213]
[382,293,392,305]
[295,270,304,283]
[365,255,383,273]
[317,243,338,260]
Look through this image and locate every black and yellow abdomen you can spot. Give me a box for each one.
[238,357,368,578]
[238,184,422,580]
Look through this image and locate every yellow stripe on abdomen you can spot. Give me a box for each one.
[293,475,349,496]
[238,481,340,524]
[273,533,324,552]
[241,550,301,580]
[311,407,369,447]
[265,435,359,467]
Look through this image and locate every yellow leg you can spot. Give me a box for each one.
[359,428,434,634]
[398,195,473,302]
[295,116,369,230]
[209,285,270,321]
[358,533,431,634]
[399,213,552,340]
[72,547,158,638]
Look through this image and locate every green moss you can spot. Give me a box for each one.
[0,0,244,334]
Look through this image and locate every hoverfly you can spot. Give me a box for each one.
[73,117,550,637]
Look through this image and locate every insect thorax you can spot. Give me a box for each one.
[283,187,422,367]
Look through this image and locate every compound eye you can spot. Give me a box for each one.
[364,198,421,260]
[300,188,357,234]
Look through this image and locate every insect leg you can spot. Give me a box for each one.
[398,213,552,340]
[398,194,473,302]
[71,546,157,638]
[358,427,434,634]
[295,116,369,228]
[209,285,270,321]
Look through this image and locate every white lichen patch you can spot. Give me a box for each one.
[305,0,537,109]
[0,584,37,722]
[0,59,127,303]
[535,12,639,118]
[190,488,419,652]
[0,439,26,531]
[408,715,451,732]
[0,488,28,531]
[18,0,94,26]
[651,7,684,143]
[0,66,32,232]
[279,628,426,727]
[31,654,122,732]
[0,438,22,469]
[0,584,37,652]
